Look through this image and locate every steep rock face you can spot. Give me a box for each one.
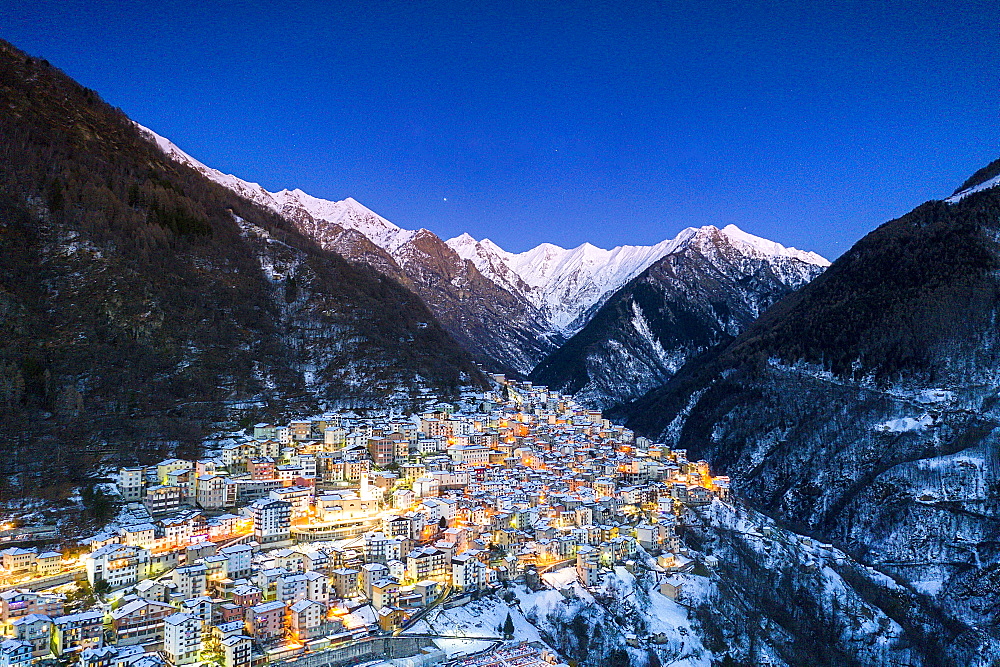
[307,225,557,376]
[676,501,994,666]
[0,40,483,487]
[530,226,826,408]
[391,229,557,375]
[618,173,1000,644]
[288,208,557,375]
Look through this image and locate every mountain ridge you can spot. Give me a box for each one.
[529,224,827,407]
[0,39,483,489]
[137,124,830,374]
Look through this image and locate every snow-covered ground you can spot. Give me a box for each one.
[515,564,715,667]
[946,172,1000,203]
[405,597,540,658]
[401,564,720,666]
[875,414,935,432]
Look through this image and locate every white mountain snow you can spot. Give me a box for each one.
[447,224,829,334]
[946,171,1000,203]
[136,123,417,253]
[137,122,829,340]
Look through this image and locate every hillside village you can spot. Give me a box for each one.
[0,378,731,667]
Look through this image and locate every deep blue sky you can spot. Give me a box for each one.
[5,0,997,259]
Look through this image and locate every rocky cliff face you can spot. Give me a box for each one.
[530,226,827,408]
[617,172,1000,653]
[305,217,558,377]
[392,229,558,376]
[0,40,483,489]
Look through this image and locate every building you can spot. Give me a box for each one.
[314,492,378,523]
[303,571,328,605]
[0,591,64,624]
[118,468,146,502]
[218,544,253,579]
[412,477,440,498]
[330,569,358,599]
[8,614,52,659]
[249,499,291,545]
[163,613,201,666]
[143,486,183,516]
[268,487,312,520]
[121,525,156,549]
[405,547,447,583]
[451,553,487,592]
[370,579,399,611]
[361,532,402,564]
[0,549,36,574]
[51,611,103,656]
[85,545,151,590]
[275,574,307,605]
[0,640,31,667]
[135,579,173,604]
[196,475,228,510]
[245,601,285,644]
[359,563,388,599]
[220,635,252,667]
[172,565,208,599]
[287,600,327,641]
[78,645,145,667]
[110,599,174,647]
[366,438,395,467]
[446,444,491,466]
[576,547,600,587]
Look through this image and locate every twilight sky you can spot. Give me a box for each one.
[5,0,997,259]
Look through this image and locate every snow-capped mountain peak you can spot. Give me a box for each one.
[716,224,831,266]
[135,123,413,254]
[139,122,828,351]
[448,223,829,334]
[271,189,410,252]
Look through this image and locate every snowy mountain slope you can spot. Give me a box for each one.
[530,225,828,408]
[946,171,1000,203]
[617,163,1000,659]
[136,124,556,374]
[0,38,485,486]
[947,156,1000,203]
[448,225,828,336]
[137,124,828,376]
[423,495,980,667]
[137,124,416,252]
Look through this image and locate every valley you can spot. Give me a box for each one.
[1,32,998,667]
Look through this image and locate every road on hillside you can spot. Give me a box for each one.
[0,568,85,592]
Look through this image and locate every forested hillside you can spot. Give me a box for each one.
[0,40,483,496]
[617,174,1000,653]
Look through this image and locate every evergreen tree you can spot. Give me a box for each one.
[502,612,515,638]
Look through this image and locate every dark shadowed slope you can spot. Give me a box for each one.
[0,39,484,493]
[617,169,1000,652]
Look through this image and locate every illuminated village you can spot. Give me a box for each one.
[0,378,730,667]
